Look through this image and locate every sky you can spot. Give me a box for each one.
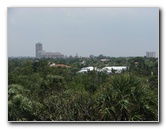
[8,7,159,57]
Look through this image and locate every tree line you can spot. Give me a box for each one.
[8,56,158,121]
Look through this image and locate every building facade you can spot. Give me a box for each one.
[35,43,64,58]
[146,52,156,58]
[36,42,43,58]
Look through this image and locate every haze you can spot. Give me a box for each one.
[8,7,159,57]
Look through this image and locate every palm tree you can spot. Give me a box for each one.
[94,74,158,121]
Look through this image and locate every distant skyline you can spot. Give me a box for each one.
[8,7,159,57]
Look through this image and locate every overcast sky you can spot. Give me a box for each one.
[8,7,159,57]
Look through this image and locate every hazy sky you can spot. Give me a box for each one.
[8,7,159,57]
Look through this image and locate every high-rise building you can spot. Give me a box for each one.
[36,42,43,58]
[35,42,64,58]
[146,52,156,58]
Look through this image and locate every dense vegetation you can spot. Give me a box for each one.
[8,56,158,121]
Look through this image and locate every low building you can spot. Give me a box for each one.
[102,66,127,73]
[38,51,64,58]
[78,66,98,73]
[50,63,71,68]
[100,59,109,62]
[78,66,127,74]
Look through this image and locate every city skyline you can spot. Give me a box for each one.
[36,42,64,58]
[8,7,159,57]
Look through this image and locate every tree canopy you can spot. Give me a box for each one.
[8,56,158,121]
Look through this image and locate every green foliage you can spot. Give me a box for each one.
[94,74,158,121]
[8,57,158,121]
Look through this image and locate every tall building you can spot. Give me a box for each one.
[36,42,43,58]
[146,52,156,58]
[35,42,64,58]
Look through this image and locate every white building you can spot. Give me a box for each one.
[78,66,127,74]
[102,66,127,73]
[78,66,97,73]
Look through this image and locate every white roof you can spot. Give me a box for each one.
[78,66,127,74]
[78,69,88,73]
[81,66,94,71]
[102,66,127,70]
